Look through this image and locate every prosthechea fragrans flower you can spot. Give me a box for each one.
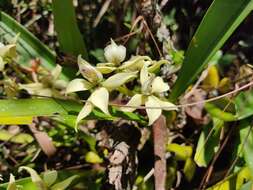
[96,39,169,74]
[66,55,138,128]
[67,40,176,128]
[19,64,67,97]
[121,64,178,125]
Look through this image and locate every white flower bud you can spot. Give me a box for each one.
[104,39,126,65]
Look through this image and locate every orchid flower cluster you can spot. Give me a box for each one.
[19,64,67,97]
[66,39,178,127]
[0,39,67,97]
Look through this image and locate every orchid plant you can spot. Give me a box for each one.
[66,40,177,127]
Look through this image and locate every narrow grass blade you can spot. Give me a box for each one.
[52,0,88,58]
[171,0,253,100]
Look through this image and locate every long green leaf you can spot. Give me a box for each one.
[52,0,88,58]
[0,98,79,117]
[170,0,253,100]
[0,11,73,80]
[0,98,146,125]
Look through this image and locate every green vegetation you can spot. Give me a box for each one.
[0,0,253,189]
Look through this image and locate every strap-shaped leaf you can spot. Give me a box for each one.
[0,11,74,80]
[171,0,253,100]
[0,98,145,125]
[52,0,88,58]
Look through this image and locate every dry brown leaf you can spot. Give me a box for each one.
[29,122,56,157]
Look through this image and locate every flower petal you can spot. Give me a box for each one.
[78,55,103,84]
[119,56,151,71]
[37,88,52,97]
[0,44,16,58]
[151,76,170,93]
[76,102,93,128]
[97,62,115,67]
[120,94,144,112]
[89,87,110,115]
[96,65,116,74]
[20,83,52,96]
[51,65,62,80]
[0,57,5,71]
[145,96,162,126]
[140,64,150,86]
[19,83,44,94]
[151,96,178,111]
[66,79,92,94]
[104,39,126,64]
[148,60,169,73]
[53,79,68,89]
[102,72,137,89]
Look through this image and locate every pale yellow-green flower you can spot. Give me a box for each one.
[66,55,138,128]
[19,65,67,97]
[121,64,177,125]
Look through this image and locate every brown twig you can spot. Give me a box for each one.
[153,115,167,190]
[92,0,112,28]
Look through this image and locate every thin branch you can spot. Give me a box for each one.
[153,115,167,190]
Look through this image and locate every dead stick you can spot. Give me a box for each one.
[153,115,167,190]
